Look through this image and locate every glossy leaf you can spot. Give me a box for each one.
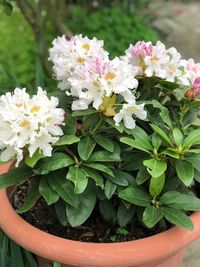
[119,187,150,207]
[163,207,193,230]
[39,176,59,205]
[93,135,114,152]
[83,163,114,177]
[0,167,33,189]
[143,206,163,228]
[34,153,74,175]
[117,202,135,227]
[150,124,172,146]
[143,158,167,178]
[66,166,88,194]
[120,137,151,153]
[99,199,116,224]
[172,128,183,147]
[54,135,80,146]
[149,173,165,197]
[78,136,96,160]
[25,149,44,168]
[48,172,79,208]
[88,143,121,162]
[81,166,104,188]
[182,128,200,149]
[17,178,40,213]
[160,190,200,211]
[66,183,96,227]
[175,160,194,186]
[105,180,117,199]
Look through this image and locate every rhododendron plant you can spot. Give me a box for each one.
[1,35,200,236]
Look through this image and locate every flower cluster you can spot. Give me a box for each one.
[124,40,200,86]
[0,87,64,166]
[49,35,146,129]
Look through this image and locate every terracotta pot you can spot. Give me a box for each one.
[0,163,200,267]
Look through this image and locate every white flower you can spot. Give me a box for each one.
[49,34,109,91]
[0,87,65,166]
[177,58,200,86]
[144,41,169,78]
[122,41,153,76]
[69,57,138,111]
[113,102,147,129]
[164,47,182,82]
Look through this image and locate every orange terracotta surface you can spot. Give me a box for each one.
[0,163,200,267]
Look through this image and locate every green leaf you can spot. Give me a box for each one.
[105,117,124,133]
[117,202,135,227]
[160,190,200,211]
[143,158,167,178]
[55,200,68,227]
[120,137,151,153]
[93,135,114,152]
[99,199,116,224]
[54,135,80,146]
[136,166,150,185]
[66,183,96,227]
[125,126,152,151]
[0,167,33,189]
[39,176,59,205]
[112,170,136,186]
[34,153,74,175]
[78,136,96,160]
[119,187,150,207]
[83,163,114,177]
[25,149,44,168]
[10,241,24,267]
[194,169,200,183]
[173,128,183,147]
[48,172,79,208]
[161,149,179,159]
[163,207,193,230]
[88,143,121,162]
[143,206,163,228]
[53,262,61,267]
[105,180,117,199]
[150,124,172,146]
[17,179,40,213]
[151,100,173,128]
[81,167,104,188]
[151,133,162,150]
[63,116,77,135]
[175,160,194,186]
[186,154,200,172]
[149,174,165,197]
[183,128,200,149]
[66,166,88,194]
[72,108,97,117]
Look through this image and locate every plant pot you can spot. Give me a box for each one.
[0,163,200,267]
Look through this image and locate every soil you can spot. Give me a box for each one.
[12,181,169,243]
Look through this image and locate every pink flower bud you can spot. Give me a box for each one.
[193,77,200,94]
[131,41,153,58]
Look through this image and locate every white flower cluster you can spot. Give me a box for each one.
[0,87,64,166]
[124,41,200,86]
[49,35,146,129]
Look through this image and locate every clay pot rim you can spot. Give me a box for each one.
[0,163,200,267]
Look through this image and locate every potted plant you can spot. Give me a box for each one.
[0,35,200,267]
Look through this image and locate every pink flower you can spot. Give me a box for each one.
[193,77,200,94]
[131,41,153,58]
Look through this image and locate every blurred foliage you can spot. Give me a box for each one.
[0,8,36,92]
[68,5,158,58]
[0,0,158,94]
